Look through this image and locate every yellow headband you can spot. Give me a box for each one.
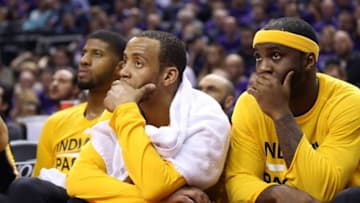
[253,30,319,61]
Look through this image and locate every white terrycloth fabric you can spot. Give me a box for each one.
[92,77,231,189]
[39,168,67,189]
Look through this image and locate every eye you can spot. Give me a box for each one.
[272,52,281,60]
[94,50,103,57]
[254,52,262,62]
[135,60,143,68]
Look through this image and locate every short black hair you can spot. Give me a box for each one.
[87,30,127,59]
[262,17,318,45]
[136,30,187,82]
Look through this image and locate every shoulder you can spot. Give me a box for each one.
[46,102,87,123]
[318,73,360,103]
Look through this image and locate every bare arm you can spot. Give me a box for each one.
[256,185,321,203]
[274,114,302,166]
[248,72,300,167]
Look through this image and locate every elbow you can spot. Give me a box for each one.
[66,170,80,197]
[141,186,165,202]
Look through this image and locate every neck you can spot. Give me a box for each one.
[289,73,319,117]
[84,88,109,120]
[140,91,175,127]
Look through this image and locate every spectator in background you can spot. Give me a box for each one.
[249,0,268,30]
[333,30,360,87]
[337,10,356,36]
[317,25,337,71]
[313,0,337,32]
[237,25,256,76]
[224,53,249,100]
[204,7,227,43]
[0,81,23,140]
[323,58,347,81]
[198,43,225,79]
[48,67,80,112]
[22,0,53,32]
[10,68,41,121]
[0,58,15,88]
[218,16,241,54]
[198,73,235,116]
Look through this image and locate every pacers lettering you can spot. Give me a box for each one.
[56,137,90,153]
[55,157,77,171]
[263,172,287,184]
[264,142,283,159]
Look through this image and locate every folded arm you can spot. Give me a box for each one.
[110,103,186,202]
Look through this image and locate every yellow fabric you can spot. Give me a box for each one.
[66,103,186,203]
[6,145,18,176]
[226,73,360,203]
[253,30,320,61]
[33,103,112,176]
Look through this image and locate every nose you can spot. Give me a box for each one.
[119,61,130,79]
[256,59,272,74]
[79,53,90,66]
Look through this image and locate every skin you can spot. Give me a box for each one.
[248,42,320,203]
[160,186,210,203]
[104,36,210,203]
[49,69,78,101]
[78,38,121,120]
[0,116,8,151]
[198,74,234,113]
[224,54,245,84]
[104,36,178,127]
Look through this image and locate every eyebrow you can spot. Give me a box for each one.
[129,52,150,63]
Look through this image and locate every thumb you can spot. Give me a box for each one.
[136,83,156,100]
[283,71,294,91]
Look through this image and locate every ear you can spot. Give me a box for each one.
[224,95,235,112]
[162,66,179,86]
[305,53,316,72]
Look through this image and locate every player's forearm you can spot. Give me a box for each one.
[274,113,303,167]
[110,103,186,202]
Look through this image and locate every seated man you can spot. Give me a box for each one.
[7,30,127,203]
[226,17,360,203]
[0,117,17,203]
[66,30,230,202]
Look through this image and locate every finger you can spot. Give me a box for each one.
[137,83,156,98]
[112,80,121,86]
[247,86,258,97]
[183,187,209,203]
[173,196,194,203]
[255,74,272,86]
[283,71,294,90]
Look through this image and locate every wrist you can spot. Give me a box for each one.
[256,185,282,203]
[271,109,292,121]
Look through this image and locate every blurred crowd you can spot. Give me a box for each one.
[0,0,360,141]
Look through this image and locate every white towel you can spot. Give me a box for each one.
[92,77,230,189]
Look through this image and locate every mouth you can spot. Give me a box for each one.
[77,70,88,78]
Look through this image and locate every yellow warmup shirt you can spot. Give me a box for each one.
[0,145,18,192]
[226,73,360,202]
[67,103,186,203]
[33,103,112,176]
